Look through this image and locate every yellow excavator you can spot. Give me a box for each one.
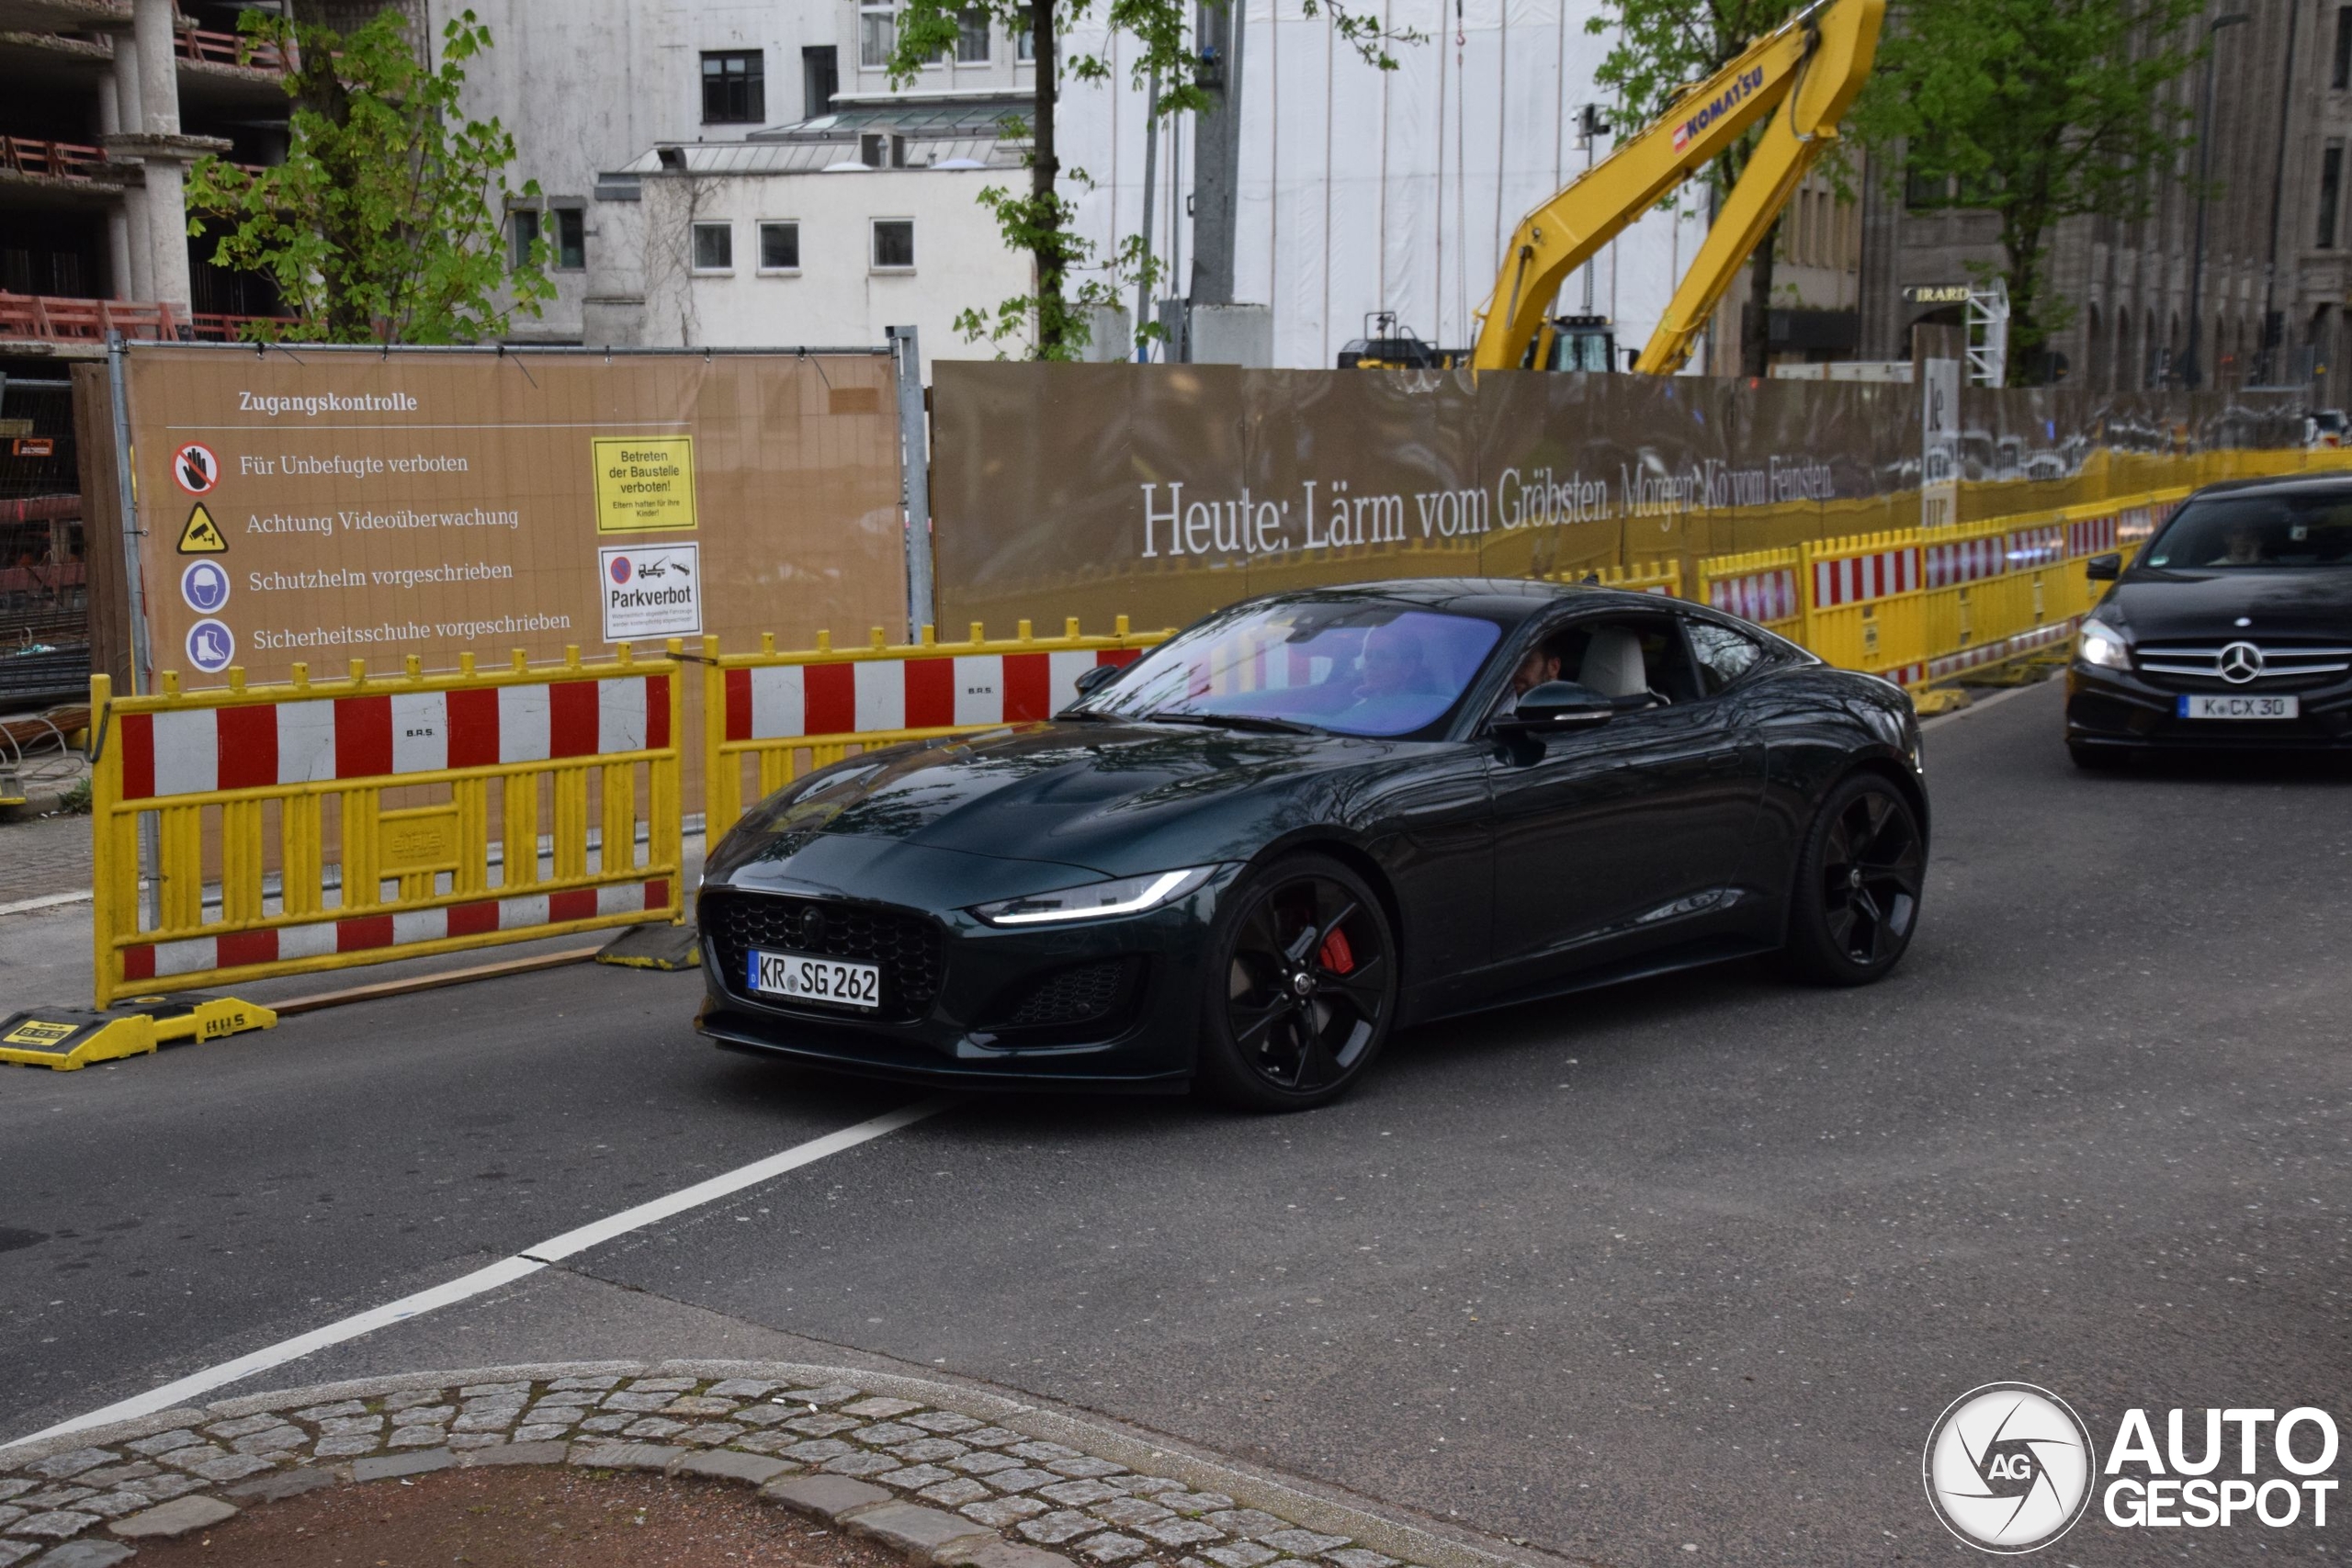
[1460,0,1883,375]
[1335,0,1882,374]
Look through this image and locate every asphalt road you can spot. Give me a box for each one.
[4,678,2348,1567]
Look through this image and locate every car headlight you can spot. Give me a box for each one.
[972,866,1219,927]
[2077,617,2131,671]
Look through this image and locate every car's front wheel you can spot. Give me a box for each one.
[1197,852,1396,1111]
[2068,740,2131,772]
[1782,773,1926,986]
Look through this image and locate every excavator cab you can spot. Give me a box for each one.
[1526,314,1619,373]
[1338,312,1464,370]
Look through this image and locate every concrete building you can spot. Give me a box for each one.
[1858,0,2344,401]
[0,0,292,652]
[0,0,289,367]
[625,137,1030,362]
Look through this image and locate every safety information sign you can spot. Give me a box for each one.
[593,435,698,533]
[597,543,702,643]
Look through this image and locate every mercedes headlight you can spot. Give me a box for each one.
[2077,617,2131,671]
[972,866,1218,926]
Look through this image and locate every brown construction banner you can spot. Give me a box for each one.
[929,362,2304,636]
[118,344,907,693]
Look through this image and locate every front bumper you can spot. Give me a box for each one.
[693,875,1233,1092]
[2066,663,2352,750]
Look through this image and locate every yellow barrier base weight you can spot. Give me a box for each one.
[594,924,702,972]
[0,996,277,1071]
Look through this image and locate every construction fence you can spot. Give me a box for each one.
[80,470,2243,1012]
[67,344,2352,1014]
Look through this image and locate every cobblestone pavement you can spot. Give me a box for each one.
[0,811,89,908]
[0,1362,1547,1568]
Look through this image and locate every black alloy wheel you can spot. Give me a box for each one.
[1198,852,1396,1111]
[1782,773,1926,986]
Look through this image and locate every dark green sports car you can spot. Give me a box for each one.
[697,579,1928,1109]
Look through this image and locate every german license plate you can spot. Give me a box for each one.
[2177,694,2298,720]
[749,949,882,1010]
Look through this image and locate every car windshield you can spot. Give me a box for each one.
[2143,493,2352,570]
[1076,600,1504,738]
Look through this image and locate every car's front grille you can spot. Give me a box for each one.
[980,957,1144,1042]
[2134,639,2352,687]
[1003,959,1133,1027]
[705,890,944,1021]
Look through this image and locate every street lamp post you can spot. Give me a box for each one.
[2184,10,2253,389]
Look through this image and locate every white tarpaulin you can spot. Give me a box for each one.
[1057,0,1709,368]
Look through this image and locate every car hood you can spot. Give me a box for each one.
[2105,570,2352,641]
[706,719,1367,889]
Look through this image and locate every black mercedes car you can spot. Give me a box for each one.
[697,580,1928,1109]
[2067,474,2352,765]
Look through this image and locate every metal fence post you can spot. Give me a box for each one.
[888,325,935,642]
[107,333,162,932]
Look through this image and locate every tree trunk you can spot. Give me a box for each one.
[2001,215,2045,386]
[286,5,369,340]
[1029,1,1065,358]
[1741,216,1780,378]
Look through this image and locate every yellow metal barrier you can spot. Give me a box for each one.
[702,618,1171,841]
[90,646,684,1010]
[1796,530,1928,684]
[1696,546,1804,640]
[1566,558,1684,597]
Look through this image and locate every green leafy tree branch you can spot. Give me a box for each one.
[1848,0,2206,384]
[186,6,551,344]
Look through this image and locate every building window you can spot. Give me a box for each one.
[510,207,541,267]
[860,5,895,68]
[2322,141,2345,249]
[1015,6,1035,61]
[693,221,734,273]
[957,7,990,62]
[759,221,800,272]
[2335,6,2351,89]
[553,208,585,269]
[803,44,838,117]
[873,219,915,270]
[702,51,765,123]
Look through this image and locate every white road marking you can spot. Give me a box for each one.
[0,890,92,917]
[4,1098,947,1450]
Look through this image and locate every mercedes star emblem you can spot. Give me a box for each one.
[2218,641,2265,683]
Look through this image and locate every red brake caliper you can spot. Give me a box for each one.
[1317,926,1355,975]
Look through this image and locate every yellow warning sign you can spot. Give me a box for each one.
[178,502,227,554]
[593,435,698,534]
[4,1020,75,1046]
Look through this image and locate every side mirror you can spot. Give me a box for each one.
[1071,662,1124,696]
[2085,552,2121,581]
[1496,680,1618,735]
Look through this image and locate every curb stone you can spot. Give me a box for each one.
[1,1363,1589,1568]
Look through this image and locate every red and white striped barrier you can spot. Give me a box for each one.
[2066,513,2119,558]
[1812,547,1919,608]
[124,879,671,981]
[119,676,670,800]
[1707,567,1800,626]
[721,649,1140,743]
[2005,525,2065,569]
[1925,616,2079,681]
[1922,536,2005,589]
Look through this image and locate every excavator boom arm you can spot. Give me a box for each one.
[1469,0,1884,374]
